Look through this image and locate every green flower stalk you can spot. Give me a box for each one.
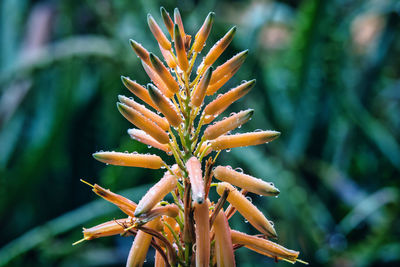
[74,7,307,267]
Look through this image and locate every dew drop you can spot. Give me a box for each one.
[234,167,243,173]
[147,145,152,148]
[254,129,263,132]
[244,219,249,223]
[226,149,231,152]
[246,196,252,202]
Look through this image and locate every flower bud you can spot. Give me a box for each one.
[213,166,280,196]
[128,129,171,153]
[210,130,280,150]
[117,102,170,144]
[129,39,151,66]
[121,76,159,111]
[192,12,215,53]
[174,24,189,71]
[119,95,170,131]
[206,64,241,96]
[210,50,248,84]
[160,7,174,38]
[186,157,205,203]
[93,151,164,169]
[137,204,179,223]
[191,67,213,107]
[159,43,177,69]
[134,169,178,216]
[148,84,182,127]
[174,8,186,39]
[203,80,255,123]
[142,61,174,98]
[203,26,236,67]
[217,182,277,237]
[149,53,179,93]
[203,109,253,140]
[148,14,171,50]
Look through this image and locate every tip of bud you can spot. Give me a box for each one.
[129,39,137,47]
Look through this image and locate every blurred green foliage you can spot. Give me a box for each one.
[1,0,400,266]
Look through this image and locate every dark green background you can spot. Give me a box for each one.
[1,0,399,266]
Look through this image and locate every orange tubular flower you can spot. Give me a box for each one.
[203,109,254,140]
[194,200,210,267]
[203,80,255,123]
[200,26,236,71]
[217,182,277,238]
[82,218,132,241]
[174,24,189,72]
[149,53,180,93]
[209,50,248,84]
[231,230,300,263]
[210,130,281,151]
[213,166,280,196]
[191,67,213,108]
[127,129,171,154]
[121,76,159,111]
[147,84,182,127]
[127,219,161,267]
[93,151,164,169]
[118,95,170,131]
[192,12,214,53]
[117,103,170,144]
[134,168,178,216]
[147,14,171,50]
[129,39,151,66]
[186,157,205,203]
[213,211,236,267]
[76,8,305,267]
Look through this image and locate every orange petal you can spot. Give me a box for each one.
[230,230,299,262]
[148,84,182,127]
[119,95,170,131]
[147,14,171,50]
[174,24,189,72]
[213,166,279,196]
[191,67,213,107]
[216,182,277,237]
[203,109,253,140]
[134,169,178,216]
[149,53,179,93]
[192,12,215,53]
[194,200,210,267]
[138,204,179,222]
[128,129,171,154]
[203,80,255,123]
[186,157,205,203]
[117,102,170,144]
[93,151,164,169]
[121,76,159,111]
[213,211,236,267]
[210,130,280,150]
[203,26,236,67]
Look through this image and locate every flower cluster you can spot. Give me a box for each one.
[74,7,306,267]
